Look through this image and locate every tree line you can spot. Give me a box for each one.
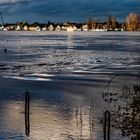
[87,12,140,31]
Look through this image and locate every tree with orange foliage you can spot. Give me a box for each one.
[126,12,138,31]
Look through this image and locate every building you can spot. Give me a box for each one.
[23,25,28,31]
[61,22,77,31]
[48,24,54,31]
[0,24,3,30]
[16,25,21,31]
[82,24,88,31]
[55,25,61,31]
[42,25,47,31]
[29,22,41,31]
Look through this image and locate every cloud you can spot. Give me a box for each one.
[0,0,139,23]
[0,0,28,4]
[0,0,16,4]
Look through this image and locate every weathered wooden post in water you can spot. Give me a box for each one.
[25,91,30,136]
[104,111,111,140]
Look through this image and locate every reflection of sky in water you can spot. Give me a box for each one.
[0,75,134,139]
[0,31,139,139]
[0,31,139,77]
[67,32,73,49]
[0,89,102,140]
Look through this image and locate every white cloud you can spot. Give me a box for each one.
[0,0,139,23]
[0,0,17,4]
[0,0,31,4]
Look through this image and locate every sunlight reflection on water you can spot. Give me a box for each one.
[0,31,139,140]
[0,91,102,140]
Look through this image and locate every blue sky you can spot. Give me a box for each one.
[0,0,140,23]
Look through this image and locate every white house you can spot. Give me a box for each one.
[16,25,21,31]
[48,25,54,31]
[23,25,28,31]
[36,26,41,31]
[66,26,73,32]
[61,22,77,31]
[29,26,41,31]
[42,26,47,31]
[55,25,61,31]
[0,25,3,30]
[82,25,88,31]
[73,25,77,31]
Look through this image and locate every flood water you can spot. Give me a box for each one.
[0,31,140,140]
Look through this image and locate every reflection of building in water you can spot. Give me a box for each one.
[67,33,73,49]
[0,101,24,132]
[75,101,95,140]
[1,99,97,140]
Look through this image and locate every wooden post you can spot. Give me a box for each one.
[104,111,111,140]
[25,91,30,136]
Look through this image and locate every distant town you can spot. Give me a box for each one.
[0,12,140,32]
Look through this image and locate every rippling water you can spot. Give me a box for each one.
[0,31,140,140]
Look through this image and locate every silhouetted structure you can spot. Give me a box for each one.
[104,111,111,140]
[4,49,7,54]
[25,92,30,136]
[106,16,111,30]
[87,17,93,29]
[0,10,4,27]
[112,16,117,30]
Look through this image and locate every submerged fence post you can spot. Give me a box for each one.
[104,111,111,140]
[25,91,30,136]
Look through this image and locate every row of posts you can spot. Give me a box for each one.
[24,92,111,139]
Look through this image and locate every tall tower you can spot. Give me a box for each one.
[0,9,4,27]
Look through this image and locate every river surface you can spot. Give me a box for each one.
[0,31,140,140]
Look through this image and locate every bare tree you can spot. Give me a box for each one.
[137,14,140,31]
[87,17,93,30]
[112,16,117,30]
[92,18,96,29]
[126,12,138,31]
[97,17,101,29]
[102,75,140,139]
[106,16,111,30]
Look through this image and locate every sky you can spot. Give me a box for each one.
[0,0,140,23]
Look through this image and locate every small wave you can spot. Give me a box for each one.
[3,75,52,81]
